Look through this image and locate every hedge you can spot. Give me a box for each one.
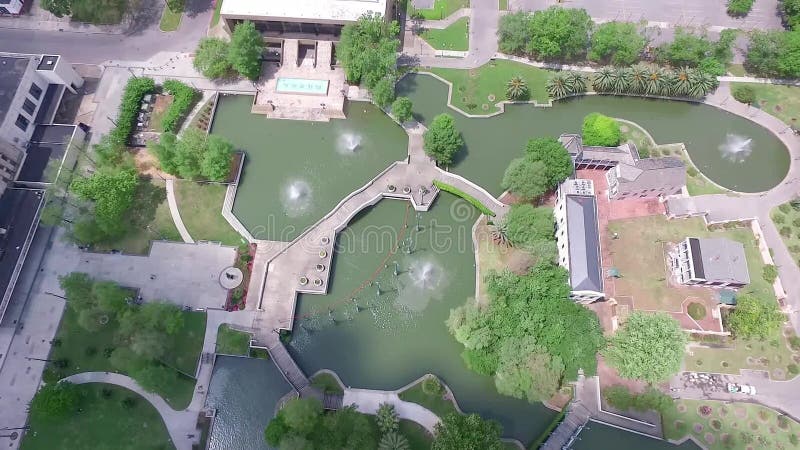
[528,404,569,449]
[109,77,155,146]
[160,80,200,133]
[727,0,754,17]
[433,180,496,216]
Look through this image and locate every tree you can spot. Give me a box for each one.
[494,337,565,402]
[432,413,503,450]
[644,66,670,96]
[376,402,399,433]
[582,113,621,146]
[589,21,646,66]
[59,272,93,312]
[41,0,71,17]
[658,28,713,67]
[726,294,784,339]
[130,329,168,360]
[732,85,756,104]
[264,413,290,447]
[148,132,179,175]
[77,307,109,333]
[202,135,234,181]
[379,432,410,450]
[546,73,571,99]
[782,0,800,30]
[423,114,463,165]
[173,128,206,179]
[746,30,800,78]
[166,0,183,12]
[70,166,139,240]
[228,21,263,80]
[497,12,530,55]
[501,157,548,201]
[282,397,323,435]
[194,38,232,79]
[132,364,175,393]
[504,204,554,248]
[338,12,399,97]
[505,76,528,100]
[498,8,592,60]
[592,67,616,93]
[727,0,754,17]
[525,137,574,186]
[93,281,129,314]
[29,382,81,419]
[391,97,413,123]
[604,312,687,384]
[372,75,396,108]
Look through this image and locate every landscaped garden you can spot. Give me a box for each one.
[407,0,469,20]
[421,17,469,51]
[771,200,800,266]
[731,82,800,128]
[398,375,459,418]
[664,399,800,449]
[173,181,245,247]
[310,372,344,395]
[21,384,173,450]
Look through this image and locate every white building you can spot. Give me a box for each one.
[0,0,24,15]
[673,237,750,288]
[554,179,605,304]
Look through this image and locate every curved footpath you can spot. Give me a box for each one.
[343,388,440,433]
[165,179,194,244]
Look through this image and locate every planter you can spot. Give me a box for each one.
[388,184,397,193]
[299,276,309,286]
[402,186,411,194]
[313,278,323,287]
[321,236,330,245]
[316,264,325,272]
[319,250,327,258]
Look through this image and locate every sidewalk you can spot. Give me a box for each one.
[0,0,129,34]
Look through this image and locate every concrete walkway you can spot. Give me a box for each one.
[342,388,441,433]
[165,179,194,244]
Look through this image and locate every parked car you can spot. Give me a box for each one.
[727,383,756,395]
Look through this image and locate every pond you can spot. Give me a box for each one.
[572,421,701,450]
[396,74,790,194]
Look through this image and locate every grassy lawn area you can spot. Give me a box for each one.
[664,399,800,449]
[49,307,203,409]
[22,384,172,450]
[408,0,469,20]
[398,377,459,418]
[731,82,800,128]
[771,201,800,266]
[211,0,224,26]
[70,0,127,24]
[95,178,182,255]
[475,217,537,303]
[429,60,551,114]
[310,372,344,395]
[159,5,182,31]
[216,324,251,356]
[421,17,469,51]
[400,420,433,450]
[173,180,246,247]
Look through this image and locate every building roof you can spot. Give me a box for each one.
[614,156,686,193]
[0,54,32,127]
[221,0,388,23]
[36,55,59,71]
[688,237,750,285]
[565,194,604,293]
[558,133,638,165]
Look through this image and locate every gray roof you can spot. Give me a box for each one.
[615,156,686,192]
[558,134,583,156]
[558,133,639,165]
[0,55,32,127]
[689,237,750,285]
[566,195,604,293]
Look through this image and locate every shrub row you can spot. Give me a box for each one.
[433,180,496,216]
[727,0,754,17]
[590,65,718,99]
[160,79,200,133]
[109,77,155,146]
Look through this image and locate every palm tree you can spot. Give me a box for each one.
[546,73,573,99]
[379,432,410,450]
[489,220,511,247]
[611,67,631,94]
[644,66,668,96]
[592,67,615,93]
[687,70,718,98]
[626,64,649,95]
[506,76,528,100]
[566,72,587,94]
[672,67,692,97]
[660,70,677,97]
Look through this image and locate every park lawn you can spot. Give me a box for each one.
[216,324,251,356]
[159,5,182,32]
[70,0,126,24]
[211,0,224,26]
[429,60,550,114]
[409,0,469,20]
[173,180,246,247]
[731,82,800,128]
[95,179,182,255]
[311,372,344,395]
[663,399,800,450]
[398,379,458,418]
[771,202,800,266]
[162,311,206,375]
[21,384,173,450]
[400,420,433,450]
[421,17,469,51]
[685,326,800,379]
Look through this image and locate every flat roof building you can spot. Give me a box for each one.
[674,237,750,288]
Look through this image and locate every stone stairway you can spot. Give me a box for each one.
[282,39,299,67]
[316,41,333,69]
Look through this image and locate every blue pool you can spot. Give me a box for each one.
[276,77,329,95]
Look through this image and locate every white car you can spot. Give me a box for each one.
[740,385,757,395]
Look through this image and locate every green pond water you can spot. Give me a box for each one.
[210,95,408,241]
[572,421,700,450]
[397,74,790,194]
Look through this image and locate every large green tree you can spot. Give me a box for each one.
[423,114,463,165]
[201,135,235,181]
[746,30,800,78]
[782,0,800,30]
[603,312,687,384]
[498,8,592,60]
[391,97,413,123]
[726,294,784,339]
[338,12,400,102]
[29,382,81,419]
[193,37,232,79]
[504,204,554,248]
[70,166,138,241]
[41,0,71,17]
[524,137,574,186]
[501,157,549,201]
[150,129,233,181]
[582,112,621,146]
[432,413,503,450]
[494,337,565,402]
[589,21,646,66]
[228,21,263,80]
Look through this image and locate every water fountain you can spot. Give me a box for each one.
[281,179,313,217]
[718,133,753,162]
[337,132,362,154]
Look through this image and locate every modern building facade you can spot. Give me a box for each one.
[0,0,24,15]
[673,237,750,288]
[554,179,605,303]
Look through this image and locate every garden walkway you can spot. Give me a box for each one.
[342,388,441,433]
[165,179,194,244]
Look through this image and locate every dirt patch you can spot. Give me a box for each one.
[711,419,722,430]
[133,148,175,180]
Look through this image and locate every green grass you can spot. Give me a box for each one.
[498,0,508,10]
[310,372,344,395]
[421,17,469,51]
[434,180,495,215]
[400,420,433,450]
[21,384,173,450]
[211,0,224,26]
[95,179,182,255]
[408,0,469,20]
[216,324,251,356]
[48,307,203,409]
[664,399,800,450]
[727,63,747,77]
[159,5,182,31]
[731,82,800,128]
[429,60,551,114]
[70,0,126,24]
[685,328,799,378]
[398,378,458,418]
[771,202,800,267]
[173,181,246,247]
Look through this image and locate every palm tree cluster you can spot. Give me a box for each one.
[506,75,529,100]
[591,64,718,98]
[545,72,588,99]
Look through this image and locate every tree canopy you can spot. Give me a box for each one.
[498,8,592,60]
[228,21,263,80]
[392,97,413,123]
[41,0,71,17]
[746,30,800,78]
[193,38,232,79]
[524,137,574,186]
[589,21,646,66]
[725,294,785,339]
[657,28,736,76]
[582,113,621,147]
[70,166,138,241]
[29,382,82,420]
[423,114,463,165]
[432,413,503,450]
[603,312,687,384]
[338,13,400,105]
[501,157,549,201]
[504,204,554,249]
[264,398,378,449]
[149,129,234,181]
